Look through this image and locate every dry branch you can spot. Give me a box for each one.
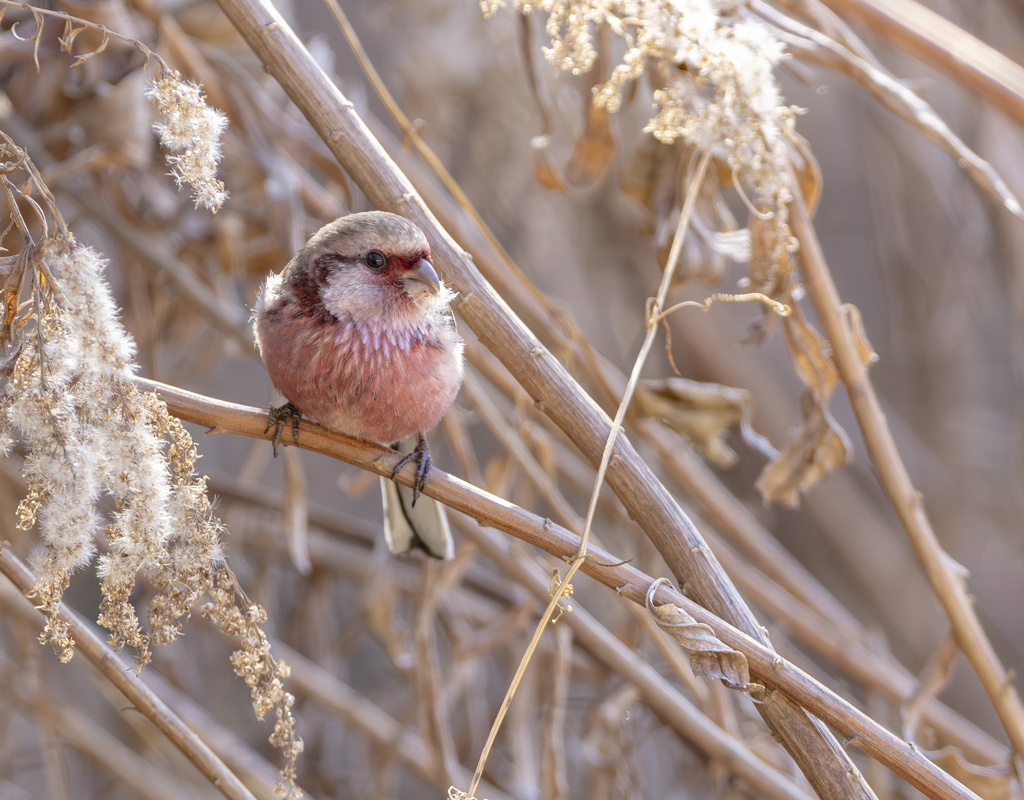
[306,83,891,714]
[0,547,257,800]
[789,180,1024,764]
[467,341,1006,764]
[754,1,1023,218]
[0,547,311,800]
[137,376,981,800]
[208,1,871,795]
[274,639,513,800]
[32,703,190,800]
[469,338,977,751]
[465,338,864,642]
[142,667,307,800]
[812,0,1024,127]
[449,514,814,800]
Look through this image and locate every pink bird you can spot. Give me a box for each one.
[254,211,465,558]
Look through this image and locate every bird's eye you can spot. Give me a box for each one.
[365,251,386,270]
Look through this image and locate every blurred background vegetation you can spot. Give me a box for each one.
[0,0,1023,798]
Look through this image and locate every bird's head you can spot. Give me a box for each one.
[288,211,455,328]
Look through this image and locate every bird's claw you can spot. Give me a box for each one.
[391,433,431,506]
[265,402,302,457]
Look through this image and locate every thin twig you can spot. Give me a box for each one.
[467,340,1007,763]
[142,669,310,800]
[0,0,168,72]
[207,3,874,795]
[469,149,735,798]
[651,291,792,323]
[357,91,885,696]
[273,639,514,800]
[811,0,1024,129]
[135,375,980,800]
[450,514,813,800]
[33,702,191,800]
[789,175,1024,763]
[579,148,710,558]
[704,527,1009,765]
[0,547,257,800]
[752,1,1024,219]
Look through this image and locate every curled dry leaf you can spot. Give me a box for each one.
[631,378,775,467]
[756,390,851,507]
[645,579,764,695]
[786,130,822,216]
[562,97,615,190]
[781,298,838,400]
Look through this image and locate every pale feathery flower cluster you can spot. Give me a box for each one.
[1,242,163,661]
[488,0,800,294]
[0,238,302,796]
[146,70,229,212]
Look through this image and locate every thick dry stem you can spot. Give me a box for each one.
[468,343,1005,764]
[789,185,1024,763]
[137,376,980,800]
[451,515,815,800]
[209,2,872,794]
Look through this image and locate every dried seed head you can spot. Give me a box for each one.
[0,237,302,795]
[146,70,229,212]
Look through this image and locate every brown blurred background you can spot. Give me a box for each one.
[0,0,1023,798]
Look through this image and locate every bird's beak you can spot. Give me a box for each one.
[403,258,442,294]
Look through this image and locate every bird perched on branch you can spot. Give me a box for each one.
[253,211,464,559]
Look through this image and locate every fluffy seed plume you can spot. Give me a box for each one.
[147,70,229,212]
[0,237,301,795]
[493,0,799,294]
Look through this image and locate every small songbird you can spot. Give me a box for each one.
[253,211,464,559]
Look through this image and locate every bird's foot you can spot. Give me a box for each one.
[391,433,431,506]
[265,402,302,457]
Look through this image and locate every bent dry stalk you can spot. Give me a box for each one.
[209,1,880,795]
[139,375,982,800]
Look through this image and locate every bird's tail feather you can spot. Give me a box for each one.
[380,437,453,559]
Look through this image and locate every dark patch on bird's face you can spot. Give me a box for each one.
[324,244,433,296]
[287,253,342,324]
[284,215,438,328]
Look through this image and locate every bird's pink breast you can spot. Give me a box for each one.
[258,308,463,445]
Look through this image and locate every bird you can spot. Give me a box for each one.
[253,211,464,559]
